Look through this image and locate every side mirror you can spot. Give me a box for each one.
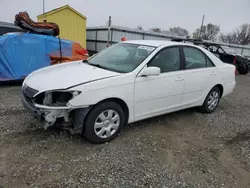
[139,67,160,77]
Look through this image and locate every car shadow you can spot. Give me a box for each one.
[125,107,198,128]
[7,107,200,145]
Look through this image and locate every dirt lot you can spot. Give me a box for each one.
[1,75,250,188]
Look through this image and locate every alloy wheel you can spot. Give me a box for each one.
[207,91,219,110]
[94,109,120,138]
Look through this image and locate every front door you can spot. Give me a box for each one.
[134,46,185,120]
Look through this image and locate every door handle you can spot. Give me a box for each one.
[175,77,184,81]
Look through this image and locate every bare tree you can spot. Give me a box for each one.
[220,24,250,45]
[136,25,143,30]
[150,28,161,33]
[170,27,189,36]
[193,23,220,41]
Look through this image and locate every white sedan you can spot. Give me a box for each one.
[21,40,236,143]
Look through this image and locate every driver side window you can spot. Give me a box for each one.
[148,47,181,73]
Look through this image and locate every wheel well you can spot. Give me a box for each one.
[96,98,129,124]
[215,84,224,97]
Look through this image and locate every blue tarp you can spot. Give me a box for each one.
[0,32,72,81]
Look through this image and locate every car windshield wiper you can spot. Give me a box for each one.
[82,59,89,63]
[83,60,109,70]
[82,59,125,73]
[88,63,104,69]
[82,60,100,67]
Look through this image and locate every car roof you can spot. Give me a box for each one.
[123,40,197,48]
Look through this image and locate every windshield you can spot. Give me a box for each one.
[88,43,156,73]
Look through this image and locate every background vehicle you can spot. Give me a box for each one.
[0,21,23,36]
[202,43,248,74]
[171,38,249,74]
[86,26,250,63]
[21,41,236,144]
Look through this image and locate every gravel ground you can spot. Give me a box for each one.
[1,75,250,188]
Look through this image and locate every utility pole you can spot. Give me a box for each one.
[107,16,112,47]
[43,0,45,13]
[199,15,205,39]
[42,0,47,22]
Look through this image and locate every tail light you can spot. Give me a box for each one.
[233,56,237,65]
[233,56,237,75]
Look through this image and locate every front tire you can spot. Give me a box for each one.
[83,101,125,144]
[199,87,221,113]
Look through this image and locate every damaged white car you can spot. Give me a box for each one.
[21,40,236,143]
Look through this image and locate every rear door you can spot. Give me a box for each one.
[182,46,218,106]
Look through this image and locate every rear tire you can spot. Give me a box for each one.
[83,101,125,144]
[199,87,221,113]
[237,64,248,75]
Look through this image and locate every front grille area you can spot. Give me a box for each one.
[22,92,35,109]
[22,85,38,98]
[22,85,38,109]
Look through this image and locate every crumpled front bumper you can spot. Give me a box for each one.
[21,91,43,121]
[21,86,73,130]
[21,85,90,133]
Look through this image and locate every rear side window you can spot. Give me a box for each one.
[183,47,214,69]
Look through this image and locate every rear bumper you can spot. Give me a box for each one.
[21,91,42,121]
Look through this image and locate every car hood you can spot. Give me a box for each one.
[24,61,121,93]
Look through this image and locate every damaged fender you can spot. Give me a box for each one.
[29,89,86,131]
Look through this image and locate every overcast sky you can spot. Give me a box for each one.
[0,0,249,34]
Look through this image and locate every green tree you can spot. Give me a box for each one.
[136,25,143,30]
[150,28,161,33]
[220,24,250,45]
[193,23,220,41]
[170,27,189,36]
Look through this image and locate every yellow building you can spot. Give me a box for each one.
[37,5,87,48]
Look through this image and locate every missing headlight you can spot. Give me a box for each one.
[52,92,73,103]
[34,91,80,107]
